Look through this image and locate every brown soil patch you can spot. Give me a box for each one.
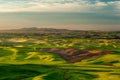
[40,48,110,63]
[88,50,102,54]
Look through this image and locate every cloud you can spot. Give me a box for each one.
[0,0,119,14]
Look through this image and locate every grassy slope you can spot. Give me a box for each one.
[0,38,120,80]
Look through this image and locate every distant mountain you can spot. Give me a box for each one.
[0,27,73,33]
[0,27,120,39]
[0,27,120,33]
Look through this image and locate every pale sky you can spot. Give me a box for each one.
[0,0,120,30]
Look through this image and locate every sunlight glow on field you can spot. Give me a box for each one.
[8,38,28,42]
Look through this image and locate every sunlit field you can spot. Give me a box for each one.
[0,34,120,80]
[0,0,120,79]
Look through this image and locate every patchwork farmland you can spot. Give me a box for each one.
[0,28,120,80]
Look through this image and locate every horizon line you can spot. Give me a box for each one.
[0,27,120,32]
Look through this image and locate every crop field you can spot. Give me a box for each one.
[0,35,120,80]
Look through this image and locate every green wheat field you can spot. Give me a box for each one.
[0,30,120,80]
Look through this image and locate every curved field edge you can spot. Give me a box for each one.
[0,63,120,80]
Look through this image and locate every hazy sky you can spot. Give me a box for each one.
[0,0,120,30]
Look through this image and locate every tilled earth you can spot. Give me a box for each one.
[40,48,110,63]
